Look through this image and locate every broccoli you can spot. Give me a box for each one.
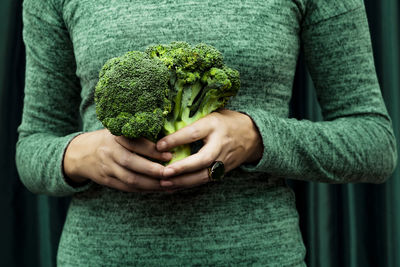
[95,51,171,141]
[95,42,240,163]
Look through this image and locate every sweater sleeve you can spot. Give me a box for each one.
[16,0,91,196]
[236,2,397,183]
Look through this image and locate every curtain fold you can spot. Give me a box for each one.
[0,0,398,266]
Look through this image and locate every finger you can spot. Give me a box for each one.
[96,175,142,193]
[160,169,209,189]
[102,176,140,192]
[162,134,221,177]
[115,136,172,162]
[112,164,164,191]
[112,146,165,178]
[156,115,218,152]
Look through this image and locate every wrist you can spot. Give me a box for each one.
[242,113,263,164]
[63,133,90,184]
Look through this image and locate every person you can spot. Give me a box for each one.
[16,0,397,265]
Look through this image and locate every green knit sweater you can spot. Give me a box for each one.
[16,0,397,265]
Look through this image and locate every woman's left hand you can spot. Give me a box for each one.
[156,109,264,191]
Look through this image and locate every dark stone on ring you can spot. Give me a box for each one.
[208,161,225,182]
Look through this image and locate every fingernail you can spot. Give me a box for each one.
[163,167,175,177]
[158,141,167,151]
[161,180,173,187]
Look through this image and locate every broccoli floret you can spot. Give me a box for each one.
[147,42,240,162]
[95,42,239,163]
[95,51,170,141]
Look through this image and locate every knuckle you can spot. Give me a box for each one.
[202,155,215,167]
[150,165,163,177]
[224,136,234,147]
[99,163,109,176]
[126,174,137,186]
[209,115,221,128]
[225,153,233,164]
[119,153,131,168]
[102,176,111,186]
[173,164,184,174]
[168,137,177,147]
[189,126,201,141]
[97,146,110,158]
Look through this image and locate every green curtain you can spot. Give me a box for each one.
[0,1,70,266]
[0,1,398,266]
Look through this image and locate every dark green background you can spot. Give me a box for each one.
[1,1,398,266]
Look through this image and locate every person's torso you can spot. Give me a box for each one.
[57,2,306,265]
[61,0,303,131]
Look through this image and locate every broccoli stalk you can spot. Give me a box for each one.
[95,42,240,164]
[148,43,240,163]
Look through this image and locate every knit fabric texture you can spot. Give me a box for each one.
[16,0,397,265]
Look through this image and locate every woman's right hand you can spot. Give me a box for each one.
[63,129,172,192]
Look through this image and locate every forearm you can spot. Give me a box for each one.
[16,132,91,196]
[237,4,398,183]
[240,108,397,183]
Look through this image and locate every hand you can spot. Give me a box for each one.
[156,109,263,191]
[63,129,172,192]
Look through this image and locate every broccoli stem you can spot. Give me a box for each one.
[173,80,185,120]
[163,120,191,164]
[168,144,191,164]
